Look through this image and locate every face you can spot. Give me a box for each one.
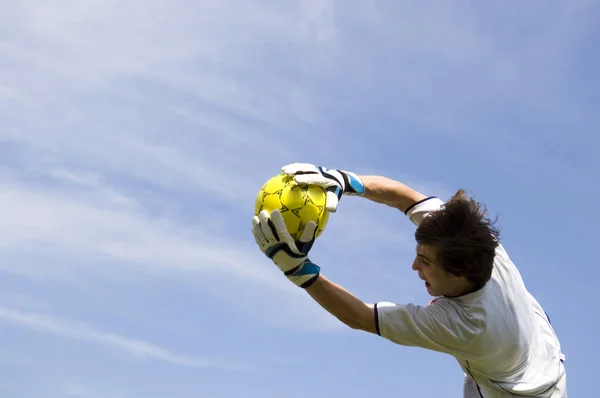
[412,244,472,297]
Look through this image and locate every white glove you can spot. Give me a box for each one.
[281,163,365,212]
[252,209,321,288]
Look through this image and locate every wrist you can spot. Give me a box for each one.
[285,260,321,288]
[341,170,365,195]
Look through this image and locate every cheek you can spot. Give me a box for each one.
[426,274,436,285]
[421,268,433,282]
[423,269,440,284]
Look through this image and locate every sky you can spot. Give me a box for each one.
[0,1,598,397]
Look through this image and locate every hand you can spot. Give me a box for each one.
[252,209,321,288]
[281,163,364,212]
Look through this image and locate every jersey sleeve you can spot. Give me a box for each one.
[374,299,484,355]
[405,197,446,226]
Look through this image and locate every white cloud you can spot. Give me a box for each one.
[0,174,277,285]
[61,383,128,398]
[0,168,347,332]
[0,0,432,332]
[62,383,94,398]
[0,2,593,397]
[0,307,249,370]
[1,0,586,344]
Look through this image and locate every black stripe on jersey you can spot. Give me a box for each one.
[465,361,485,398]
[404,196,438,215]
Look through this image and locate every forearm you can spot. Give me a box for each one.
[305,274,377,333]
[359,175,428,213]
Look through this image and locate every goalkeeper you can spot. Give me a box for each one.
[251,163,567,398]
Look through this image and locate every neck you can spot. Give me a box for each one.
[446,280,478,297]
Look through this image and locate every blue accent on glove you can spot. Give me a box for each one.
[348,174,365,195]
[284,261,320,277]
[284,260,321,288]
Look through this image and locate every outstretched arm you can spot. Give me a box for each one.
[305,274,377,333]
[252,181,452,345]
[281,163,430,213]
[360,175,428,213]
[301,180,445,333]
[252,209,378,333]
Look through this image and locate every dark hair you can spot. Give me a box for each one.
[414,189,501,289]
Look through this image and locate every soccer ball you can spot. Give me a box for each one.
[254,173,330,241]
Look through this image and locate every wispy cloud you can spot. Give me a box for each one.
[0,0,588,334]
[62,383,93,398]
[0,307,247,370]
[0,1,595,396]
[62,383,100,398]
[60,383,128,398]
[0,168,344,332]
[0,1,425,333]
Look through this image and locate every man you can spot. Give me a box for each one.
[251,163,567,397]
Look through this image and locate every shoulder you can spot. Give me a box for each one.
[427,297,487,339]
[405,196,445,226]
[375,298,485,354]
[490,243,528,290]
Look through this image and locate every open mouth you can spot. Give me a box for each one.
[425,281,431,288]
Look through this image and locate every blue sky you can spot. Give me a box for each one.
[0,1,598,397]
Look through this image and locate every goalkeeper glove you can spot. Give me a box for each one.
[281,163,364,212]
[252,209,321,288]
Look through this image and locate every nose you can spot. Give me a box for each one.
[412,258,420,271]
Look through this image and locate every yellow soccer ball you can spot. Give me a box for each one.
[254,173,330,241]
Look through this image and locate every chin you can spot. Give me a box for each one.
[425,282,436,296]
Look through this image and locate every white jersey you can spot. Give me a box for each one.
[374,197,567,397]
